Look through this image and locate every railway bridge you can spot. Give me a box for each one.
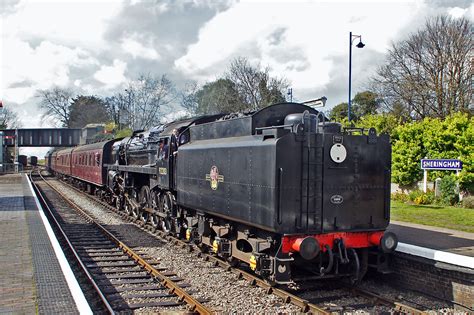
[1,128,81,147]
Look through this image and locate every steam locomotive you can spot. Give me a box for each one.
[46,102,397,284]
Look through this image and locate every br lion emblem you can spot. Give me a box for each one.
[205,166,224,190]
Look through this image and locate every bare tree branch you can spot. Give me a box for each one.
[373,15,472,119]
[0,106,22,129]
[37,87,74,127]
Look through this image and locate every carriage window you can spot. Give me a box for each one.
[96,153,100,166]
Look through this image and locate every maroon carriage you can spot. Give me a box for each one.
[71,140,115,187]
[54,148,73,176]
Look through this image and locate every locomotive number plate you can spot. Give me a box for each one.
[330,195,344,204]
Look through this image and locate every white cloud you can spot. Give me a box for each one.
[2,37,98,103]
[93,59,127,88]
[121,37,160,60]
[448,7,468,18]
[175,0,423,95]
[1,0,123,106]
[2,0,472,131]
[3,0,122,49]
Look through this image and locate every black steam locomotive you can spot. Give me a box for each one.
[50,102,397,284]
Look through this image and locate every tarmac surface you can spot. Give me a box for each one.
[388,220,474,257]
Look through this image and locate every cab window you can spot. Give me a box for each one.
[158,138,169,161]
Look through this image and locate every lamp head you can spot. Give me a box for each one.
[356,41,365,48]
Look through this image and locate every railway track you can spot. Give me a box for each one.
[29,171,212,314]
[40,169,428,314]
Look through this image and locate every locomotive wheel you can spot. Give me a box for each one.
[149,191,160,228]
[161,192,173,214]
[139,186,151,224]
[125,200,134,216]
[160,193,175,233]
[115,195,124,211]
[149,214,159,228]
[130,189,140,219]
[131,206,140,219]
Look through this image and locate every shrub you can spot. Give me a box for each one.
[391,192,409,202]
[408,190,422,202]
[440,175,459,205]
[461,196,474,209]
[407,190,434,205]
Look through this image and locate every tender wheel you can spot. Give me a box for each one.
[139,186,151,224]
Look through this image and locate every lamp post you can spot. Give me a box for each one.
[348,32,365,122]
[125,89,133,130]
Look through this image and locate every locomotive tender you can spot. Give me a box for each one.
[47,102,397,284]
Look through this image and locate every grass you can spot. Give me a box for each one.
[391,200,474,233]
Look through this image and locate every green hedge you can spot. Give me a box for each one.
[351,112,473,193]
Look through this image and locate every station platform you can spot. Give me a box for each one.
[388,220,474,268]
[0,173,90,314]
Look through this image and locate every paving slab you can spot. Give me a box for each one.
[0,173,80,314]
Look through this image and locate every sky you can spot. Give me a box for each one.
[1,0,472,157]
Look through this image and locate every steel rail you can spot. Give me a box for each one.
[52,172,428,315]
[33,171,213,315]
[56,175,329,314]
[28,171,116,314]
[348,287,428,315]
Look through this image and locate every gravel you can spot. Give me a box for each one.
[48,178,464,314]
[48,179,302,313]
[359,278,464,314]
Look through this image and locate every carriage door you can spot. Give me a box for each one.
[156,137,171,189]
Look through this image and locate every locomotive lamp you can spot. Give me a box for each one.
[348,32,365,122]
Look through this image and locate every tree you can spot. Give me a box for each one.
[353,113,402,136]
[0,106,21,129]
[179,82,200,116]
[125,74,175,130]
[373,15,472,119]
[352,91,379,117]
[195,79,246,115]
[227,57,288,111]
[37,87,74,127]
[69,96,110,128]
[329,91,380,122]
[329,102,348,122]
[104,94,129,127]
[104,74,175,130]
